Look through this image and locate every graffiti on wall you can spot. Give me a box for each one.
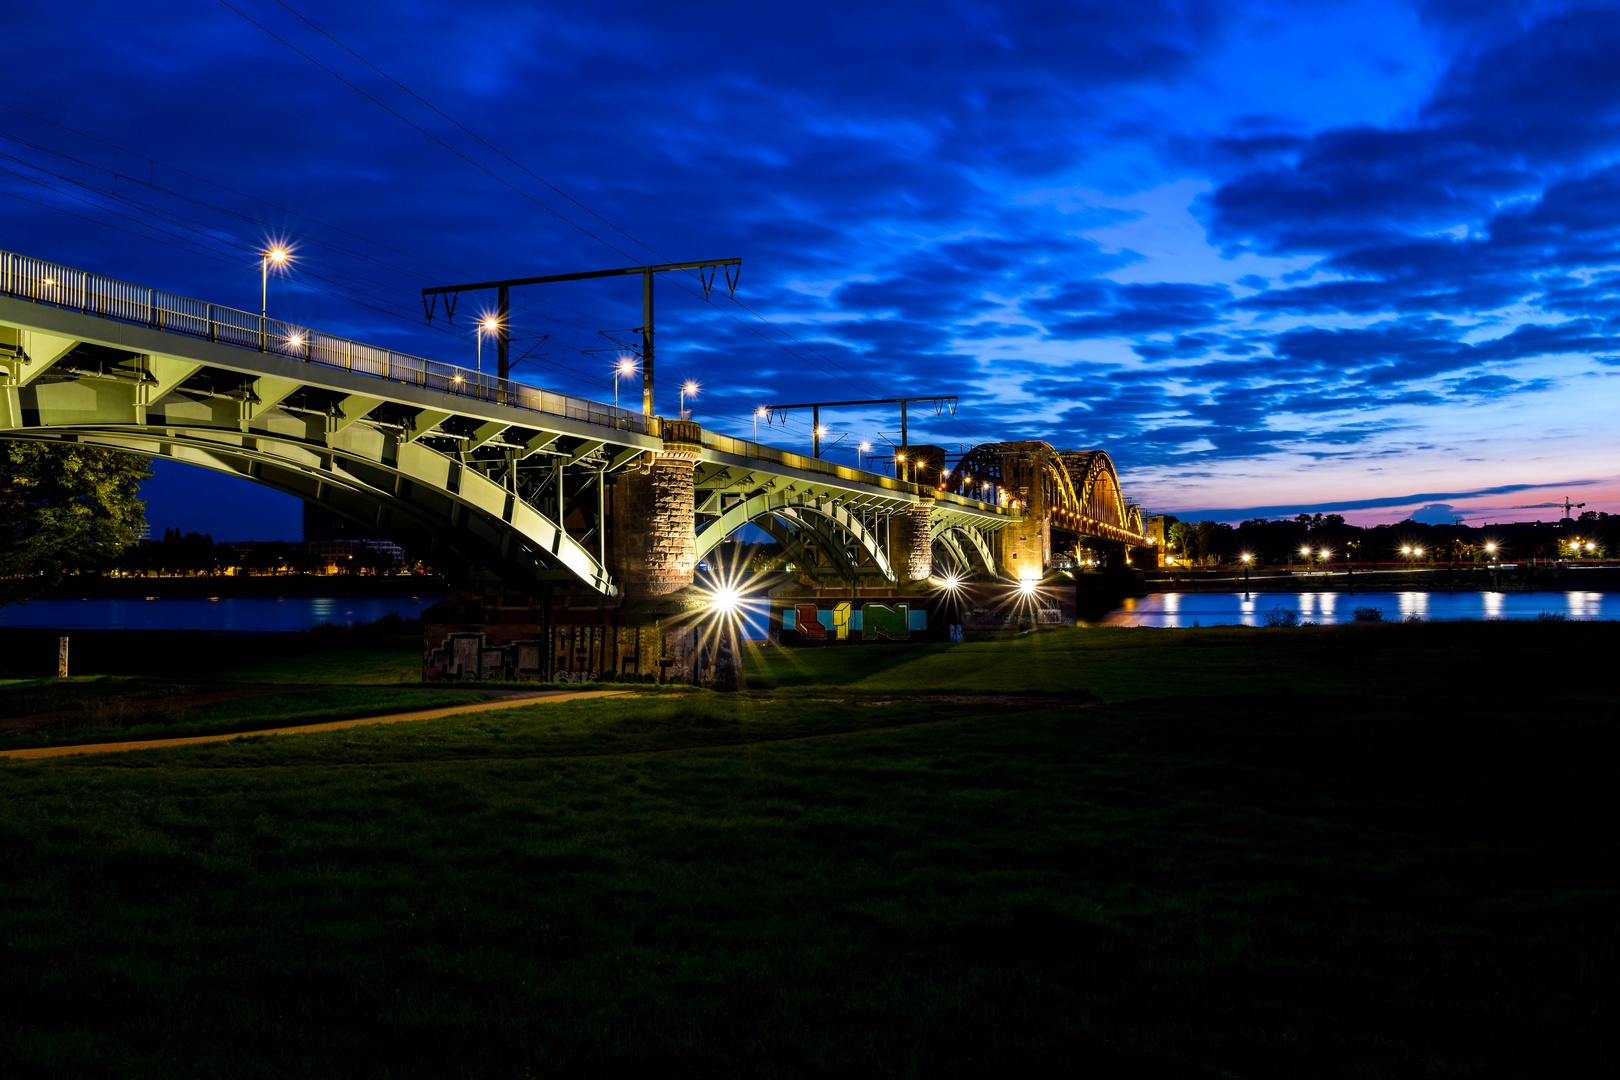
[779,601,928,642]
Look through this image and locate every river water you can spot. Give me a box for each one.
[2,590,1613,634]
[0,594,448,633]
[1095,590,1618,628]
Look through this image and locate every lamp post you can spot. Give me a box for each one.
[1242,552,1252,587]
[680,381,698,420]
[260,246,288,351]
[858,440,870,469]
[754,406,768,443]
[615,357,636,409]
[476,316,499,382]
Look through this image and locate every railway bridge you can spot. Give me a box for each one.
[0,250,1149,679]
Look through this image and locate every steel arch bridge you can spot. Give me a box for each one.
[0,249,1016,599]
[943,441,1144,546]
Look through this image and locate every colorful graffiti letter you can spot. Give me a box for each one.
[862,603,909,641]
[794,603,827,640]
[833,601,852,640]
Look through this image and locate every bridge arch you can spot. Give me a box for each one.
[14,422,624,594]
[693,488,896,582]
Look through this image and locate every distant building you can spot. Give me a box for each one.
[1143,514,1175,565]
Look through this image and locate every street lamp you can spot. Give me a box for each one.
[680,380,698,419]
[1241,552,1252,587]
[260,246,288,350]
[858,440,871,468]
[476,316,499,380]
[615,357,637,409]
[754,406,768,442]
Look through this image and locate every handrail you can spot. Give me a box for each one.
[0,249,648,436]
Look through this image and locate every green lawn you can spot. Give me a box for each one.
[0,683,492,750]
[742,618,1620,703]
[0,622,1613,1076]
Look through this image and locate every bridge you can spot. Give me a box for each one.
[0,249,1149,678]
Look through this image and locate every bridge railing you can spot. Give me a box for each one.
[0,249,648,435]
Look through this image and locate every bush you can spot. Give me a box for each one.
[1404,614,1423,623]
[1535,611,1568,622]
[1352,606,1384,622]
[1260,606,1299,628]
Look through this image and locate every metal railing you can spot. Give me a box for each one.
[0,249,648,435]
[700,428,1009,514]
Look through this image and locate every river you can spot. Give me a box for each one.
[1095,590,1618,627]
[2,589,1613,635]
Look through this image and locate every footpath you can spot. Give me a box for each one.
[0,688,631,761]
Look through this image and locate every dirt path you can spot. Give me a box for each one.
[0,689,632,761]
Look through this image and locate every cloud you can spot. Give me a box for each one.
[1166,480,1600,523]
[1410,503,1460,524]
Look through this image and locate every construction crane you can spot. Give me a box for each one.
[1508,498,1586,518]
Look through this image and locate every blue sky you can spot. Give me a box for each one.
[6,0,1618,537]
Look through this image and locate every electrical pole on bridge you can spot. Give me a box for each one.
[760,396,959,481]
[422,259,740,416]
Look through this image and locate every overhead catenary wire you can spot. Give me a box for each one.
[231,1,976,436]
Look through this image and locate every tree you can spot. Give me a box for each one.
[1,442,151,608]
[1167,520,1196,562]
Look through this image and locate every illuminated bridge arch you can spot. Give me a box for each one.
[692,485,897,582]
[943,441,1145,546]
[1,294,658,596]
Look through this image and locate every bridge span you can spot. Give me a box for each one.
[1,250,1150,678]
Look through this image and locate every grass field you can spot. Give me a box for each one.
[0,679,491,750]
[0,622,1614,1076]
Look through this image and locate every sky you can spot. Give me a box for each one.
[6,0,1619,538]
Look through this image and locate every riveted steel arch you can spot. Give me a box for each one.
[931,522,995,572]
[694,488,895,581]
